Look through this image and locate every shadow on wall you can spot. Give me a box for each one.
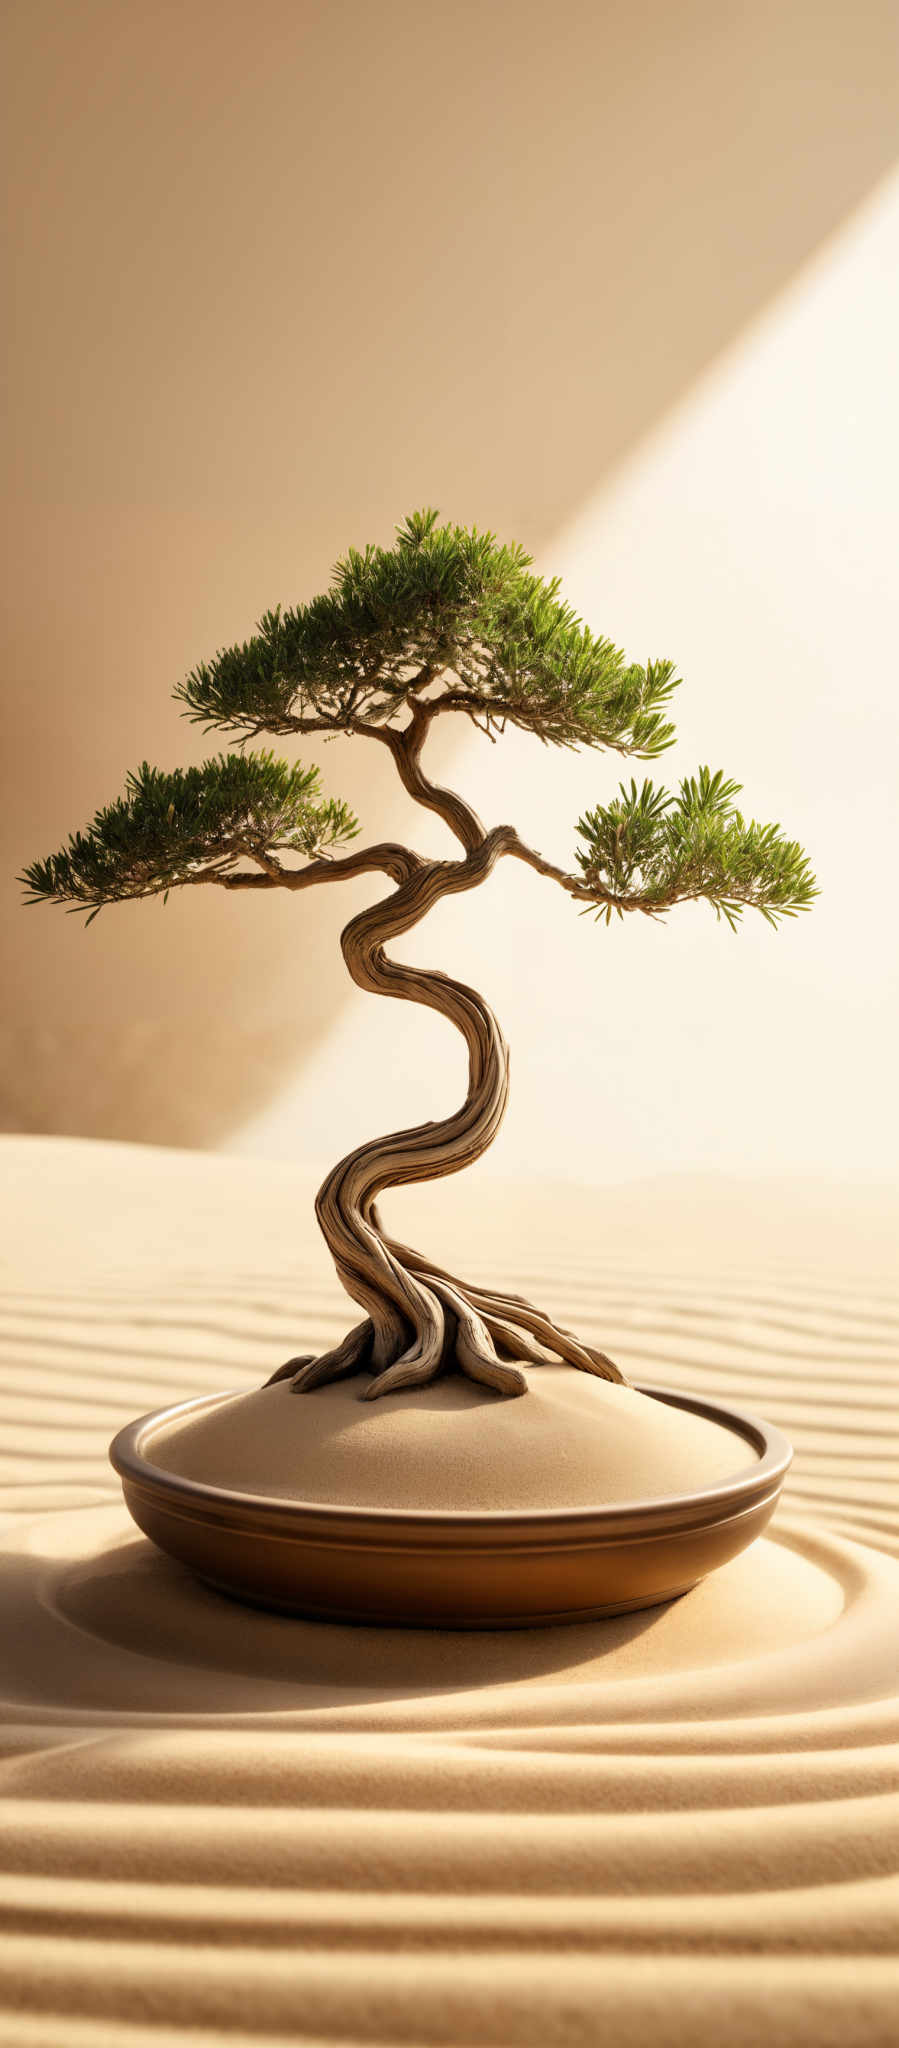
[3,1,897,1145]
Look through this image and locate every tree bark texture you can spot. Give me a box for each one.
[268,829,626,1399]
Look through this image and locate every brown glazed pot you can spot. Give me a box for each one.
[109,1383,792,1628]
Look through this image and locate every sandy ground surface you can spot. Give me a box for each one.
[0,1137,897,2046]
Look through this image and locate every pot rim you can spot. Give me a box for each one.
[109,1381,793,1539]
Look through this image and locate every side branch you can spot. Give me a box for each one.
[246,842,423,891]
[213,831,598,904]
[180,843,425,899]
[501,831,629,911]
[500,829,786,923]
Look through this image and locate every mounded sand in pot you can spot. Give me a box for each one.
[149,1366,749,1512]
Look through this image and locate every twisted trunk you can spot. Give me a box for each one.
[268,827,626,1400]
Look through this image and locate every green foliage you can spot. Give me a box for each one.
[176,508,679,756]
[575,767,818,927]
[20,753,358,918]
[20,509,815,952]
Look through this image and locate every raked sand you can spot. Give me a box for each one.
[0,1137,897,2046]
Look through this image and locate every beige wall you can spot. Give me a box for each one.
[3,2,897,1156]
[235,172,899,1186]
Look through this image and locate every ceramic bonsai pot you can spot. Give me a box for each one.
[109,1378,792,1629]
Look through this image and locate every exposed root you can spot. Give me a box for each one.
[267,1249,626,1401]
[267,1318,374,1393]
[400,1247,624,1384]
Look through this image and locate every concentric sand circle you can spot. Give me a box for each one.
[1,1145,897,2046]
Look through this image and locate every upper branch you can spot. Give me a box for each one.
[381,702,486,855]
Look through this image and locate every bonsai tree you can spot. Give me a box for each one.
[22,510,816,1401]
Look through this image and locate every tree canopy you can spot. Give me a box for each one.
[21,511,816,932]
[176,508,680,754]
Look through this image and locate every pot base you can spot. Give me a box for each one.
[110,1380,792,1628]
[198,1571,703,1627]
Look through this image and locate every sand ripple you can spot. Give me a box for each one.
[0,1145,897,2045]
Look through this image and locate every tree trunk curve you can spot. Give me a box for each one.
[267,830,627,1398]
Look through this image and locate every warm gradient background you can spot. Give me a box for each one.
[3,1,898,1185]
